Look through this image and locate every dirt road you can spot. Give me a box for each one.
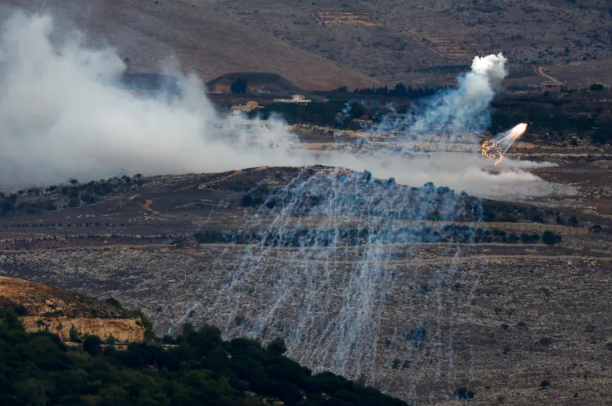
[537,66,563,84]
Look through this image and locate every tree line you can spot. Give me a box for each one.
[0,306,408,406]
[336,84,447,99]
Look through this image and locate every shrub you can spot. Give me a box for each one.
[454,388,475,400]
[539,337,552,346]
[193,230,224,244]
[542,231,558,245]
[69,326,80,342]
[105,297,123,309]
[81,194,97,204]
[267,338,287,356]
[14,304,27,315]
[83,335,103,356]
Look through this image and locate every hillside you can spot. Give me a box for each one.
[0,299,408,406]
[3,1,609,89]
[0,276,145,342]
[0,0,380,90]
[202,0,612,86]
[0,160,612,405]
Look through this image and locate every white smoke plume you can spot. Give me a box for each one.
[0,11,570,200]
[0,11,297,186]
[397,53,508,141]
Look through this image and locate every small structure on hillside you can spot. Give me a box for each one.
[273,94,312,104]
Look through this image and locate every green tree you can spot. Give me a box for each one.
[542,231,558,245]
[83,335,103,356]
[69,325,80,342]
[267,338,287,355]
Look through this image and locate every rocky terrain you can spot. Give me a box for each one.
[0,0,379,90]
[1,236,611,405]
[200,0,612,86]
[2,0,611,89]
[0,156,611,405]
[0,275,145,342]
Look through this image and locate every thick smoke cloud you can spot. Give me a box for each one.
[0,11,296,185]
[0,11,571,200]
[396,54,508,142]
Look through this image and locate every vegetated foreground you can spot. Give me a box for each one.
[0,303,407,406]
[3,240,612,406]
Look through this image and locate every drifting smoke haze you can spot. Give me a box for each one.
[0,11,297,185]
[0,11,572,199]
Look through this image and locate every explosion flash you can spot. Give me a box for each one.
[481,123,527,165]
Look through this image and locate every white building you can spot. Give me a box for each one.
[273,94,312,104]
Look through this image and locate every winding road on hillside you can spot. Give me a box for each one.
[537,66,563,85]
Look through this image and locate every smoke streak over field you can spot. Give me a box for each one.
[0,11,569,198]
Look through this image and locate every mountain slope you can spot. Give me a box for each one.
[200,0,612,85]
[0,0,380,90]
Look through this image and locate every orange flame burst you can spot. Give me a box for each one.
[508,123,528,138]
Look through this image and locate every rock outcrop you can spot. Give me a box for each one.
[0,276,145,343]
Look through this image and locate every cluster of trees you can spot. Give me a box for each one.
[223,226,562,247]
[0,307,407,406]
[3,175,147,214]
[346,84,447,99]
[481,200,578,225]
[0,193,56,216]
[231,78,248,94]
[1,175,147,217]
[249,101,364,128]
[193,230,225,244]
[235,180,581,230]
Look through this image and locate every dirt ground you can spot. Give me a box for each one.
[1,149,612,405]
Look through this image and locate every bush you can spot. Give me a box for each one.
[14,304,27,315]
[539,337,553,346]
[454,388,475,400]
[105,297,123,309]
[542,231,559,245]
[83,335,103,356]
[267,338,287,356]
[81,194,97,204]
[231,78,248,94]
[69,326,80,342]
[193,230,224,244]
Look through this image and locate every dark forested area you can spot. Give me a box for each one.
[0,307,407,406]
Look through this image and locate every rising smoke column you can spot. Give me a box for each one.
[369,54,507,148]
[407,54,507,140]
